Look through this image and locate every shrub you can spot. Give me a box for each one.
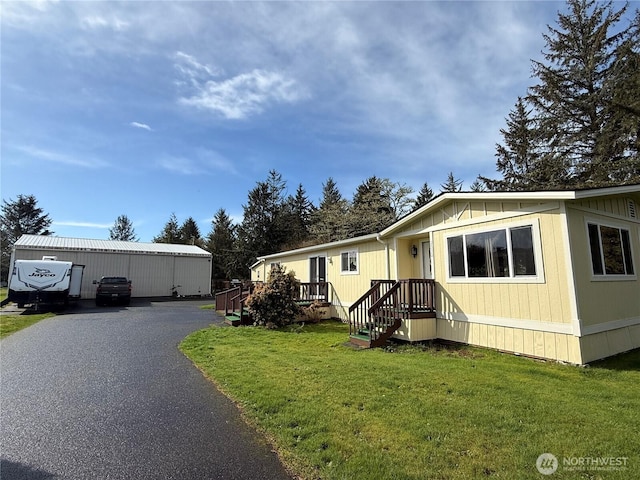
[246,265,301,328]
[300,300,325,323]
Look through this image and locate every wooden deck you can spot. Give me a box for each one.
[349,279,436,348]
[215,282,331,326]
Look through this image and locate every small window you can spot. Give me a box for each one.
[341,250,358,274]
[588,222,635,276]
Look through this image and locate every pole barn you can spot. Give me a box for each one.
[10,235,212,299]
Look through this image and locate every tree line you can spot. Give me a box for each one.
[2,0,638,283]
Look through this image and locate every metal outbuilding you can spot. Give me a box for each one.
[10,235,212,299]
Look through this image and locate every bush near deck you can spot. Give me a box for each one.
[181,321,640,480]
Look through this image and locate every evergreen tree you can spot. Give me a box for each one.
[528,0,636,187]
[108,214,138,241]
[1,194,53,282]
[347,176,395,238]
[309,177,349,243]
[601,9,640,183]
[153,213,181,244]
[482,98,547,191]
[206,208,238,282]
[282,183,315,250]
[469,178,487,192]
[413,182,434,210]
[236,170,288,272]
[180,217,203,246]
[440,172,463,193]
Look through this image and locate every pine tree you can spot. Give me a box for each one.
[347,176,395,238]
[108,214,138,241]
[1,194,53,282]
[206,208,237,282]
[282,183,315,250]
[309,177,349,243]
[179,217,203,246]
[469,178,487,192]
[236,170,288,271]
[482,98,545,191]
[440,172,463,193]
[413,182,434,210]
[528,0,635,187]
[153,213,181,244]
[601,9,640,183]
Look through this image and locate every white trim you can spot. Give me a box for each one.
[257,234,378,261]
[581,316,640,336]
[584,216,637,280]
[339,248,359,275]
[558,202,583,336]
[573,184,640,199]
[394,202,561,238]
[436,311,575,335]
[568,204,640,225]
[443,218,546,284]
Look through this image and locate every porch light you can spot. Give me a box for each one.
[411,245,418,258]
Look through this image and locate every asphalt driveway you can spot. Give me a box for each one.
[0,300,292,480]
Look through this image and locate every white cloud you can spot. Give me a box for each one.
[129,122,152,131]
[81,15,129,31]
[156,149,238,176]
[16,145,108,168]
[53,221,111,229]
[175,52,307,119]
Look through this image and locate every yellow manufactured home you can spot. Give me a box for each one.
[251,185,640,364]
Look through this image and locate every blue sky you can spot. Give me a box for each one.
[2,0,576,242]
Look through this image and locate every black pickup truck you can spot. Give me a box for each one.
[94,277,132,306]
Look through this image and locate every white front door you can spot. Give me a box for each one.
[421,241,433,279]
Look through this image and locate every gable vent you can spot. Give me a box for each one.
[628,199,637,219]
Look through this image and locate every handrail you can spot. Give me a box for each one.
[349,279,436,342]
[348,280,396,336]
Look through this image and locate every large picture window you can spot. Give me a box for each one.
[587,222,634,277]
[447,224,540,281]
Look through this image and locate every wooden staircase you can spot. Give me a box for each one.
[216,284,254,326]
[349,279,435,348]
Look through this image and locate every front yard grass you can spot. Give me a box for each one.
[180,321,640,480]
[0,310,55,338]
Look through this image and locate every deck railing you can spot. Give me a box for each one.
[297,282,330,302]
[348,280,396,336]
[349,279,436,340]
[215,282,331,315]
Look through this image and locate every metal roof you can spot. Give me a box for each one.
[14,235,211,257]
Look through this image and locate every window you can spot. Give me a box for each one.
[447,224,540,281]
[587,222,634,277]
[341,250,358,274]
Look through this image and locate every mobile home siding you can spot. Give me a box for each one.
[253,238,389,320]
[432,209,573,325]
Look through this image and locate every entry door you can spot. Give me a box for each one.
[421,241,433,279]
[309,256,326,298]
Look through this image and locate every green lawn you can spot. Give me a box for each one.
[0,311,54,338]
[181,321,640,480]
[0,287,55,338]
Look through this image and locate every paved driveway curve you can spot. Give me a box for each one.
[0,300,292,480]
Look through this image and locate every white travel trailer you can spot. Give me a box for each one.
[8,257,85,308]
